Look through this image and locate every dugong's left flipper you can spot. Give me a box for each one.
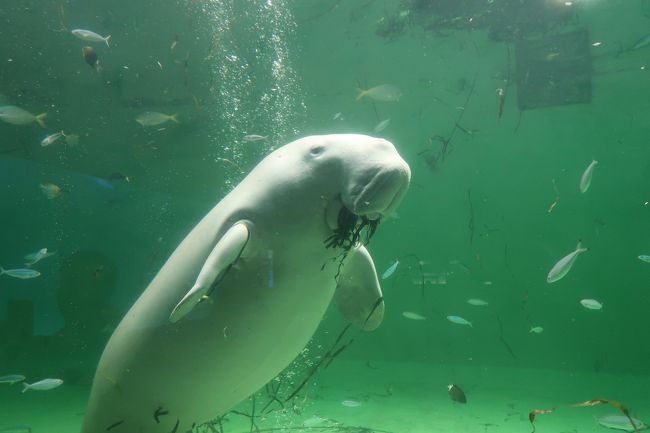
[334,245,384,331]
[170,221,250,323]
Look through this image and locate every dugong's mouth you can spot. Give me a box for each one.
[324,206,379,251]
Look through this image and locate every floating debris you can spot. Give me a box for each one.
[447,384,467,403]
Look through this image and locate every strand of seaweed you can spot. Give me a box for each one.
[417,73,477,170]
[496,315,518,360]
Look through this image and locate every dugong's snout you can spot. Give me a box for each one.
[350,164,410,220]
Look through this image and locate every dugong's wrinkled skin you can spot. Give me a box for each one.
[81,134,410,433]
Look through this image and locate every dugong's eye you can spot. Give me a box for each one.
[310,146,325,156]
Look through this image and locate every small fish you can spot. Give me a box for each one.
[24,248,54,266]
[0,374,26,384]
[446,315,472,327]
[0,426,32,433]
[88,176,114,190]
[381,260,399,279]
[579,160,598,193]
[402,311,426,320]
[373,118,391,133]
[467,298,488,306]
[40,182,62,200]
[108,172,130,182]
[580,298,603,310]
[63,133,80,146]
[447,384,467,403]
[356,84,402,102]
[639,255,650,263]
[0,267,41,279]
[136,112,178,127]
[529,326,544,334]
[82,46,100,69]
[71,29,111,47]
[40,131,64,147]
[242,134,268,142]
[632,33,650,51]
[547,241,588,283]
[332,112,343,120]
[596,415,647,431]
[341,399,362,407]
[0,106,46,127]
[21,378,63,393]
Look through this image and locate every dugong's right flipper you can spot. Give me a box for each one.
[170,221,250,323]
[334,245,384,331]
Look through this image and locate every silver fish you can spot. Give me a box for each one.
[0,106,46,127]
[547,241,588,283]
[402,311,426,320]
[0,374,25,384]
[22,378,63,393]
[446,315,472,327]
[597,415,646,431]
[373,118,391,133]
[467,298,488,306]
[24,248,55,266]
[381,259,399,279]
[71,29,111,47]
[356,84,402,102]
[638,255,650,263]
[0,426,32,433]
[529,326,544,334]
[580,298,603,310]
[40,131,64,147]
[136,112,178,127]
[0,267,40,279]
[579,160,598,193]
[243,134,268,142]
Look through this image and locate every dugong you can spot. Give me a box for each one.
[81,134,410,433]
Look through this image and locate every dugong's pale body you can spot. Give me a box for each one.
[81,134,410,433]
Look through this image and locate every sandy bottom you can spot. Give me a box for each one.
[1,361,648,433]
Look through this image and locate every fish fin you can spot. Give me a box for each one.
[105,35,111,48]
[21,383,29,393]
[170,114,179,123]
[35,113,47,128]
[355,88,366,101]
[169,221,250,323]
[334,245,384,331]
[0,267,4,275]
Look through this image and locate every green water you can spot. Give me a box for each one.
[1,1,649,432]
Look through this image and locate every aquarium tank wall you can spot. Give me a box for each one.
[1,1,649,433]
